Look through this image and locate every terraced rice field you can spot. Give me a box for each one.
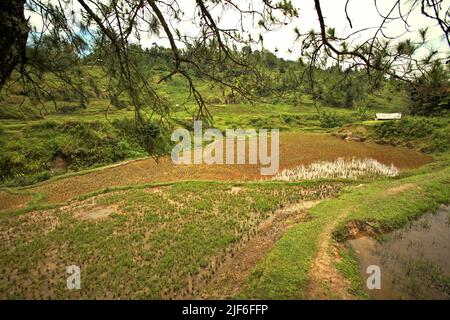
[0,181,342,299]
[0,132,443,300]
[0,132,431,211]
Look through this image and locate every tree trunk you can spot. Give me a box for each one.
[0,0,29,89]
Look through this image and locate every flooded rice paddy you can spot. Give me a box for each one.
[348,204,450,299]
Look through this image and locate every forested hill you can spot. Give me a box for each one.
[2,41,442,122]
[0,41,448,187]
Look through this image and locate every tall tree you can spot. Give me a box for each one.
[0,0,28,89]
[0,0,448,122]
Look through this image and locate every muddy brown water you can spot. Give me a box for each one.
[348,204,450,299]
[1,133,430,210]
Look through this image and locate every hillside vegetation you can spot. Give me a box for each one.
[0,42,449,300]
[2,44,443,187]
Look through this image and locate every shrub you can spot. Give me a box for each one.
[422,130,450,153]
[225,93,241,104]
[373,116,449,153]
[0,103,43,120]
[206,96,223,104]
[355,103,370,121]
[0,120,149,186]
[110,95,127,109]
[407,62,450,116]
[56,104,84,113]
[374,117,435,140]
[319,111,345,128]
[280,113,301,124]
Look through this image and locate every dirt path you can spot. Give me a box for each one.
[306,210,354,299]
[306,182,423,299]
[190,201,320,299]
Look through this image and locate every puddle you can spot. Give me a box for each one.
[347,204,450,299]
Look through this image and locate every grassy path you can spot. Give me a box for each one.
[306,209,353,299]
[193,200,320,299]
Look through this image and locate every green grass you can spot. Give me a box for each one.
[238,203,326,299]
[1,65,448,299]
[0,119,151,187]
[370,116,450,153]
[335,246,368,299]
[0,180,342,299]
[333,163,450,239]
[0,63,416,189]
[239,158,450,299]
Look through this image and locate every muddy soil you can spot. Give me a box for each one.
[348,204,450,299]
[1,133,431,211]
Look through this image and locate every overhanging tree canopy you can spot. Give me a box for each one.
[0,0,448,123]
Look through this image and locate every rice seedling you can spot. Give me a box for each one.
[0,181,343,299]
[273,158,399,181]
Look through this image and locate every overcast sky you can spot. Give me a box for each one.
[261,0,449,59]
[27,0,449,60]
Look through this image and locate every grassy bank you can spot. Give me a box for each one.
[239,158,450,299]
[0,119,150,187]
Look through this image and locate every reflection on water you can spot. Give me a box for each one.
[347,204,450,299]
